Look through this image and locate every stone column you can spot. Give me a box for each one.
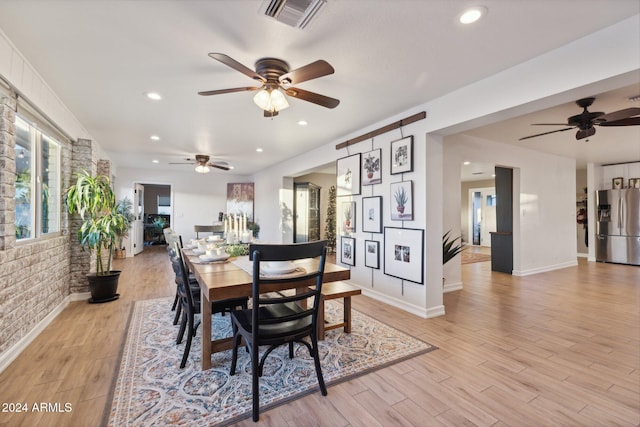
[0,93,16,251]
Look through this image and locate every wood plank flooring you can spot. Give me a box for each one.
[0,245,638,426]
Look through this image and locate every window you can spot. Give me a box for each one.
[157,195,171,215]
[14,115,61,240]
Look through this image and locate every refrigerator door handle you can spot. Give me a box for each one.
[618,197,623,230]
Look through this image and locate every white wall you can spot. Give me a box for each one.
[115,167,251,251]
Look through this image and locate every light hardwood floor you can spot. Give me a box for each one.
[0,246,638,426]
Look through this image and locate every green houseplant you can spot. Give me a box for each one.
[114,197,135,258]
[443,230,465,265]
[65,170,128,303]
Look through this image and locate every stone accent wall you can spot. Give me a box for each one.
[0,92,72,355]
[68,138,95,293]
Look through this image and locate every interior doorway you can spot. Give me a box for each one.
[468,187,496,247]
[132,182,172,255]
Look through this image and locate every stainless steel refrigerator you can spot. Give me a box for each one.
[596,188,640,265]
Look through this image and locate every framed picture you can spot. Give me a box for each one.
[362,149,382,186]
[362,196,382,233]
[629,178,640,189]
[612,177,624,189]
[390,181,413,221]
[340,236,356,266]
[384,227,424,284]
[226,182,254,220]
[364,240,380,269]
[336,154,361,196]
[390,136,413,174]
[341,201,356,234]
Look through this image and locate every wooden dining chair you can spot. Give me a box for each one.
[173,244,248,368]
[229,240,328,422]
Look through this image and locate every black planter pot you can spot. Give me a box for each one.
[87,270,121,303]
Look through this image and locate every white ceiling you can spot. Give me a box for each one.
[0,1,638,177]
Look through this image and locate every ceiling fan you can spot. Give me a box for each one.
[519,97,640,141]
[169,154,230,173]
[198,53,339,117]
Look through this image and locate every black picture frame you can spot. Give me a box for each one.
[362,196,382,233]
[336,153,361,196]
[390,136,413,174]
[340,236,356,266]
[364,240,380,269]
[362,149,382,186]
[383,227,424,284]
[390,181,413,221]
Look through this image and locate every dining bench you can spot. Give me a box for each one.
[317,281,362,340]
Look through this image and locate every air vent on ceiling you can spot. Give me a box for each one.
[260,0,327,29]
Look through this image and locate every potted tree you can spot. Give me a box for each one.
[65,170,128,303]
[114,197,135,258]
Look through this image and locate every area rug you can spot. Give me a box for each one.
[108,297,436,426]
[461,251,491,264]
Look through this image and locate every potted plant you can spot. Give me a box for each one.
[363,153,380,179]
[394,186,408,214]
[443,230,465,265]
[114,197,135,258]
[65,170,128,303]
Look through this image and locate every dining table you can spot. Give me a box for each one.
[182,249,351,370]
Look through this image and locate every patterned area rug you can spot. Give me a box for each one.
[461,251,492,264]
[108,297,435,426]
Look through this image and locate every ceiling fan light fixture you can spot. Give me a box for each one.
[195,164,210,174]
[253,87,289,113]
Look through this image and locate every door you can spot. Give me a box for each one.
[469,187,496,247]
[622,188,640,237]
[133,183,144,255]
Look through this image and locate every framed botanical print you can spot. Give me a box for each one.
[362,149,382,186]
[384,227,424,284]
[341,201,356,234]
[362,196,382,233]
[390,136,413,174]
[364,240,380,269]
[340,236,356,266]
[390,181,413,221]
[336,154,361,196]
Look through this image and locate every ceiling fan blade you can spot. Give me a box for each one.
[285,87,340,109]
[208,163,230,171]
[280,60,334,85]
[596,107,640,123]
[531,123,572,126]
[576,127,596,140]
[598,117,640,127]
[208,53,266,83]
[198,86,260,96]
[519,126,575,141]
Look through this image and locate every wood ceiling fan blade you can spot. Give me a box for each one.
[209,163,230,171]
[531,123,572,126]
[596,107,640,123]
[285,87,340,109]
[598,117,640,127]
[280,60,334,85]
[208,53,266,83]
[198,87,260,96]
[519,126,575,141]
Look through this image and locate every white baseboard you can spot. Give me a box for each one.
[443,280,463,293]
[512,260,578,277]
[0,292,87,374]
[359,285,444,319]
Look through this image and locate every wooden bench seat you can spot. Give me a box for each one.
[318,281,362,340]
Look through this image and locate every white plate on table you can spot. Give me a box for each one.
[207,235,223,242]
[199,253,229,262]
[192,248,205,255]
[261,261,297,274]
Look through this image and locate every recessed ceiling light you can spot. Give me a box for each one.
[297,120,308,126]
[463,161,471,165]
[459,6,487,24]
[152,159,159,164]
[150,135,160,141]
[145,92,162,101]
[256,148,264,152]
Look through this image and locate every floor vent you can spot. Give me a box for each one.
[260,0,327,29]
